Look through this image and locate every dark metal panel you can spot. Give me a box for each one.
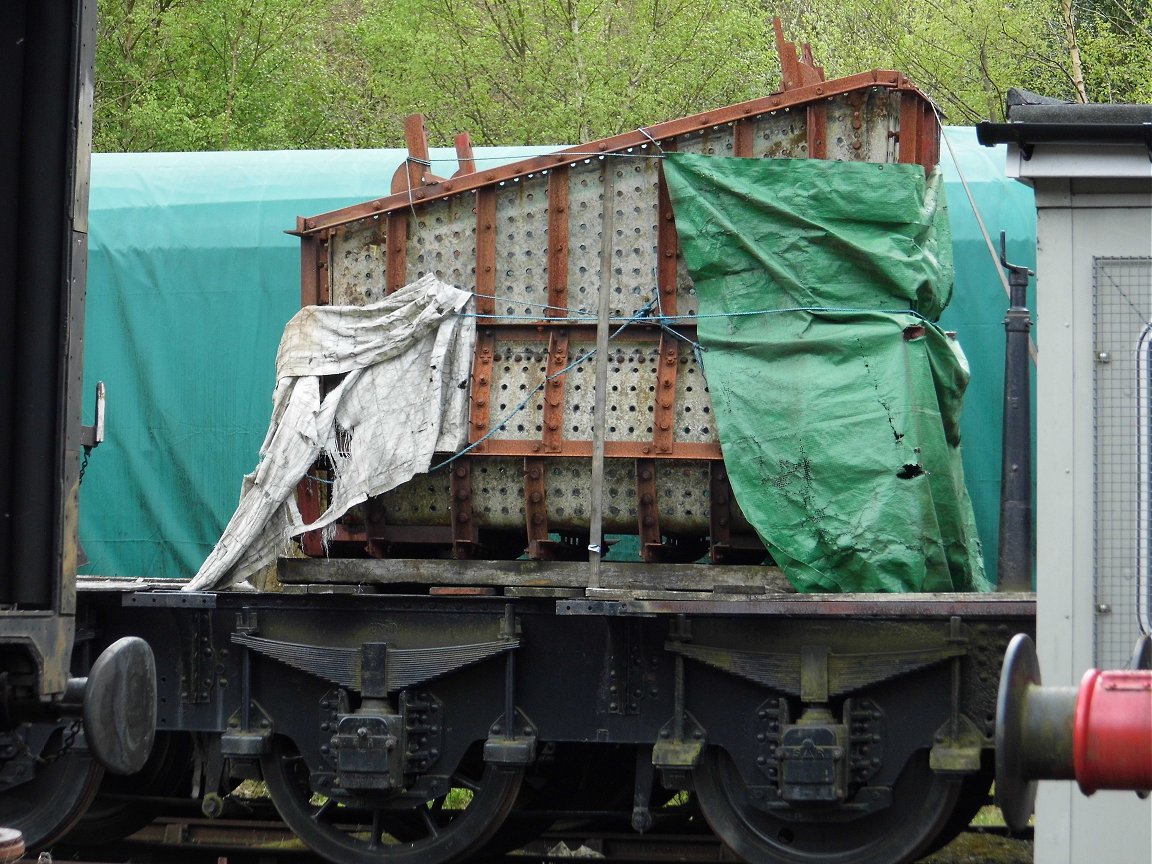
[0,0,93,701]
[0,0,92,611]
[11,0,70,609]
[0,4,26,605]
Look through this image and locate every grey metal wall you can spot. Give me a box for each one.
[1022,141,1152,864]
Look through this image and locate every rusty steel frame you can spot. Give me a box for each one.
[295,77,933,243]
[292,25,941,563]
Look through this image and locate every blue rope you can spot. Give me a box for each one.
[307,300,926,479]
[459,297,928,324]
[653,305,930,322]
[430,300,658,473]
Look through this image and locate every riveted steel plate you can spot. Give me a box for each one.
[410,196,478,289]
[377,456,752,537]
[331,216,386,306]
[825,89,900,163]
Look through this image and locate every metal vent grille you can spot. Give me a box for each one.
[1093,256,1152,668]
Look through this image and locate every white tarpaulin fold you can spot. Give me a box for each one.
[184,275,475,591]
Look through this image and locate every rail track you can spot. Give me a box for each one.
[42,812,1032,864]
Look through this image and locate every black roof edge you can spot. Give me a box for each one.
[976,120,1152,159]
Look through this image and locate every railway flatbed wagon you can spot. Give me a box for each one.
[62,28,1037,864]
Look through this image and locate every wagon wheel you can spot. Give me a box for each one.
[691,748,961,864]
[0,726,104,852]
[260,737,523,864]
[918,753,995,857]
[64,731,194,846]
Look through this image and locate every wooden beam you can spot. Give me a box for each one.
[278,557,792,593]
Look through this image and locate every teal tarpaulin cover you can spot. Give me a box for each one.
[80,146,553,578]
[663,154,990,593]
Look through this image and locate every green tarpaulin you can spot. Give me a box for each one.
[664,154,990,593]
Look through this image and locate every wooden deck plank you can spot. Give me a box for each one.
[277,557,794,593]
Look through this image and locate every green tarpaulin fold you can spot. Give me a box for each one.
[664,154,989,593]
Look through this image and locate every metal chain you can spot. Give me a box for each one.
[78,445,92,486]
[4,720,83,767]
[43,720,82,764]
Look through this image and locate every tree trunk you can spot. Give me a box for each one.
[1062,0,1088,102]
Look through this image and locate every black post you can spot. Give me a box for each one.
[997,231,1034,592]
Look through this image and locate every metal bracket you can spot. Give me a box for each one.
[709,462,733,562]
[483,707,537,765]
[652,338,677,454]
[546,168,570,313]
[450,461,478,559]
[220,701,273,757]
[601,618,653,715]
[752,696,790,785]
[542,330,570,452]
[390,114,445,194]
[235,608,258,634]
[524,457,552,558]
[845,697,885,786]
[124,591,216,608]
[78,381,105,449]
[468,329,496,451]
[933,617,981,772]
[183,610,216,705]
[773,17,825,91]
[930,713,984,773]
[652,711,706,789]
[401,690,445,774]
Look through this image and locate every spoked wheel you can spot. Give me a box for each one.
[692,748,961,864]
[918,756,995,857]
[260,737,523,864]
[0,726,104,852]
[64,731,195,846]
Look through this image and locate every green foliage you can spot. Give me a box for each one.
[794,0,1073,122]
[1078,0,1152,102]
[95,0,346,151]
[794,0,1152,121]
[351,0,777,146]
[94,0,1152,152]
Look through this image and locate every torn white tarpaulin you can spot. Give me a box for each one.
[184,274,475,591]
